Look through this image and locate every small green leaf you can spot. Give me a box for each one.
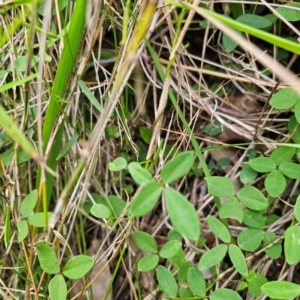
[261,281,300,299]
[203,120,226,136]
[165,187,200,241]
[56,133,79,160]
[63,255,94,279]
[275,3,300,22]
[90,204,111,218]
[17,220,29,242]
[236,14,271,28]
[206,176,235,198]
[139,126,152,144]
[248,274,268,297]
[178,261,193,284]
[270,146,295,166]
[228,244,248,276]
[108,157,127,172]
[220,197,244,223]
[133,231,158,253]
[128,162,152,185]
[107,195,126,215]
[78,80,103,112]
[167,229,182,241]
[161,151,194,184]
[222,32,239,52]
[263,231,282,259]
[37,244,60,274]
[207,215,231,243]
[198,244,227,270]
[129,182,162,217]
[270,87,300,109]
[8,55,39,72]
[49,275,67,300]
[294,102,300,123]
[187,267,206,296]
[264,170,286,197]
[237,186,268,211]
[284,225,300,264]
[243,209,265,229]
[209,288,242,300]
[156,266,178,298]
[179,288,194,298]
[21,189,38,217]
[294,195,300,223]
[138,254,159,272]
[240,164,257,184]
[237,229,263,251]
[159,240,182,258]
[4,206,11,249]
[288,115,300,143]
[27,212,53,227]
[248,157,276,173]
[167,248,185,267]
[279,161,300,179]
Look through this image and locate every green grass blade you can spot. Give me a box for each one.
[37,0,86,204]
[0,74,37,92]
[0,104,40,161]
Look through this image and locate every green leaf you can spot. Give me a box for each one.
[220,197,244,223]
[139,126,152,144]
[270,87,300,109]
[161,151,194,184]
[240,164,257,184]
[4,206,11,249]
[164,187,200,241]
[108,157,128,172]
[178,261,193,284]
[167,229,182,241]
[248,274,268,297]
[236,14,271,28]
[179,288,193,298]
[207,215,231,243]
[129,182,162,217]
[78,80,103,113]
[37,244,60,274]
[133,231,158,253]
[228,244,248,276]
[271,146,295,166]
[263,231,282,259]
[209,288,242,300]
[206,176,235,198]
[27,212,53,227]
[138,254,159,272]
[261,281,300,299]
[159,240,182,258]
[222,32,239,52]
[90,204,111,218]
[187,267,206,296]
[284,225,300,264]
[294,102,300,123]
[63,255,94,280]
[49,275,67,300]
[20,189,38,217]
[279,161,300,179]
[237,186,268,211]
[17,220,29,242]
[275,3,300,22]
[248,157,276,173]
[107,195,126,215]
[204,120,226,136]
[294,195,300,223]
[198,244,227,270]
[8,55,39,72]
[56,133,79,160]
[128,162,152,185]
[264,170,286,197]
[167,248,185,267]
[0,147,32,166]
[156,266,178,298]
[237,229,263,251]
[288,115,300,143]
[243,209,265,229]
